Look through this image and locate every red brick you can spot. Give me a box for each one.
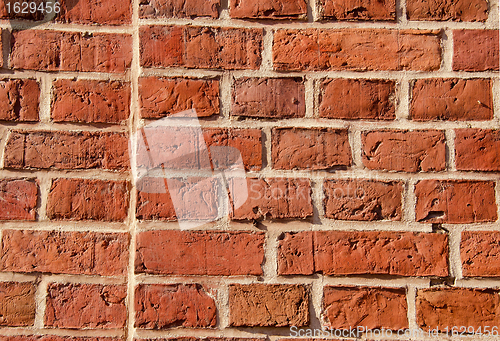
[324,179,403,221]
[455,129,500,172]
[232,78,305,119]
[362,130,446,172]
[11,30,132,73]
[453,30,499,71]
[278,231,449,277]
[45,283,127,329]
[271,128,351,170]
[139,77,219,119]
[0,337,120,341]
[415,180,497,223]
[229,284,309,327]
[52,79,130,124]
[4,130,129,170]
[140,0,219,18]
[1,230,129,276]
[56,0,132,25]
[319,79,395,120]
[0,79,40,122]
[135,284,217,329]
[321,0,395,20]
[140,26,262,70]
[461,231,500,277]
[135,230,264,275]
[417,288,500,331]
[273,29,441,71]
[0,282,36,327]
[0,1,43,20]
[407,0,488,21]
[230,178,313,220]
[0,179,38,221]
[411,78,493,121]
[324,286,408,330]
[47,179,129,222]
[230,0,307,19]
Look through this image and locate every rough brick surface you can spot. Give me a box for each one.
[319,79,395,120]
[0,337,120,341]
[0,179,38,221]
[453,30,500,71]
[410,78,493,121]
[47,179,129,222]
[455,129,500,172]
[229,284,309,327]
[415,180,498,223]
[140,0,219,18]
[4,131,129,170]
[135,284,217,329]
[0,282,36,327]
[57,0,132,25]
[362,130,446,172]
[461,231,500,277]
[407,0,488,21]
[272,128,351,170]
[323,286,408,330]
[0,79,40,122]
[232,78,305,119]
[45,283,127,329]
[1,230,129,276]
[273,29,441,71]
[321,0,396,20]
[230,0,307,19]
[135,230,264,275]
[324,179,403,221]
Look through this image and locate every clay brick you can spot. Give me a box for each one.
[140,26,262,70]
[229,284,309,327]
[0,282,36,327]
[324,179,403,221]
[1,230,129,276]
[271,128,351,170]
[136,230,264,276]
[135,284,217,329]
[4,130,129,170]
[139,77,219,118]
[47,179,129,222]
[273,29,441,71]
[11,30,132,73]
[0,79,40,122]
[230,178,313,220]
[362,130,446,172]
[321,0,395,20]
[0,179,38,221]
[461,231,500,277]
[140,0,219,18]
[0,337,120,341]
[319,79,395,120]
[453,30,499,71]
[232,78,305,119]
[407,0,488,21]
[56,0,132,25]
[411,78,493,121]
[417,288,500,331]
[455,129,500,172]
[230,0,307,19]
[278,231,449,277]
[324,286,408,330]
[415,180,497,223]
[45,283,127,329]
[52,79,130,124]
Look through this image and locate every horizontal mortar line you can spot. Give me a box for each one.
[134,328,270,339]
[0,69,132,79]
[135,274,262,285]
[37,273,127,285]
[137,221,260,231]
[0,222,130,233]
[0,272,39,282]
[455,278,500,288]
[0,169,131,180]
[0,21,134,34]
[0,328,124,338]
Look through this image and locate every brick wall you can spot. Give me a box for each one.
[0,0,499,340]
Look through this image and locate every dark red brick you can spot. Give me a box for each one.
[407,0,488,21]
[461,231,500,277]
[0,79,40,122]
[455,129,500,172]
[0,179,38,221]
[230,0,307,19]
[57,0,132,25]
[140,0,219,18]
[321,0,395,20]
[453,30,499,71]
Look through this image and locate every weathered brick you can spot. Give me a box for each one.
[232,78,305,119]
[0,337,120,341]
[0,282,36,327]
[56,0,132,25]
[47,179,129,222]
[411,78,493,121]
[135,284,217,329]
[229,284,309,327]
[140,0,219,18]
[407,0,488,21]
[230,0,307,19]
[461,231,500,277]
[415,180,497,223]
[1,230,129,276]
[0,179,38,221]
[319,78,395,120]
[52,79,130,124]
[45,283,127,329]
[273,29,441,71]
[136,230,264,275]
[324,179,403,221]
[455,129,500,172]
[362,130,446,172]
[0,79,40,122]
[271,128,351,170]
[321,0,395,20]
[453,30,499,71]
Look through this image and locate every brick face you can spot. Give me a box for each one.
[56,0,133,25]
[0,79,40,122]
[0,282,36,327]
[407,0,488,21]
[230,0,307,19]
[321,0,396,20]
[453,30,500,71]
[461,231,500,277]
[455,129,500,172]
[0,179,38,221]
[140,0,220,18]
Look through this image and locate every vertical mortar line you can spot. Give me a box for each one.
[34,275,49,330]
[496,179,500,226]
[448,226,463,280]
[263,227,279,281]
[351,126,363,170]
[309,0,319,22]
[37,173,52,222]
[396,75,410,120]
[310,275,324,330]
[442,28,453,72]
[39,74,53,123]
[313,77,321,119]
[217,278,230,329]
[493,76,500,124]
[264,126,273,172]
[304,76,315,119]
[312,176,325,221]
[220,72,232,119]
[404,178,417,224]
[0,128,11,168]
[397,0,408,26]
[261,28,274,72]
[445,129,456,172]
[485,0,500,29]
[406,285,418,331]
